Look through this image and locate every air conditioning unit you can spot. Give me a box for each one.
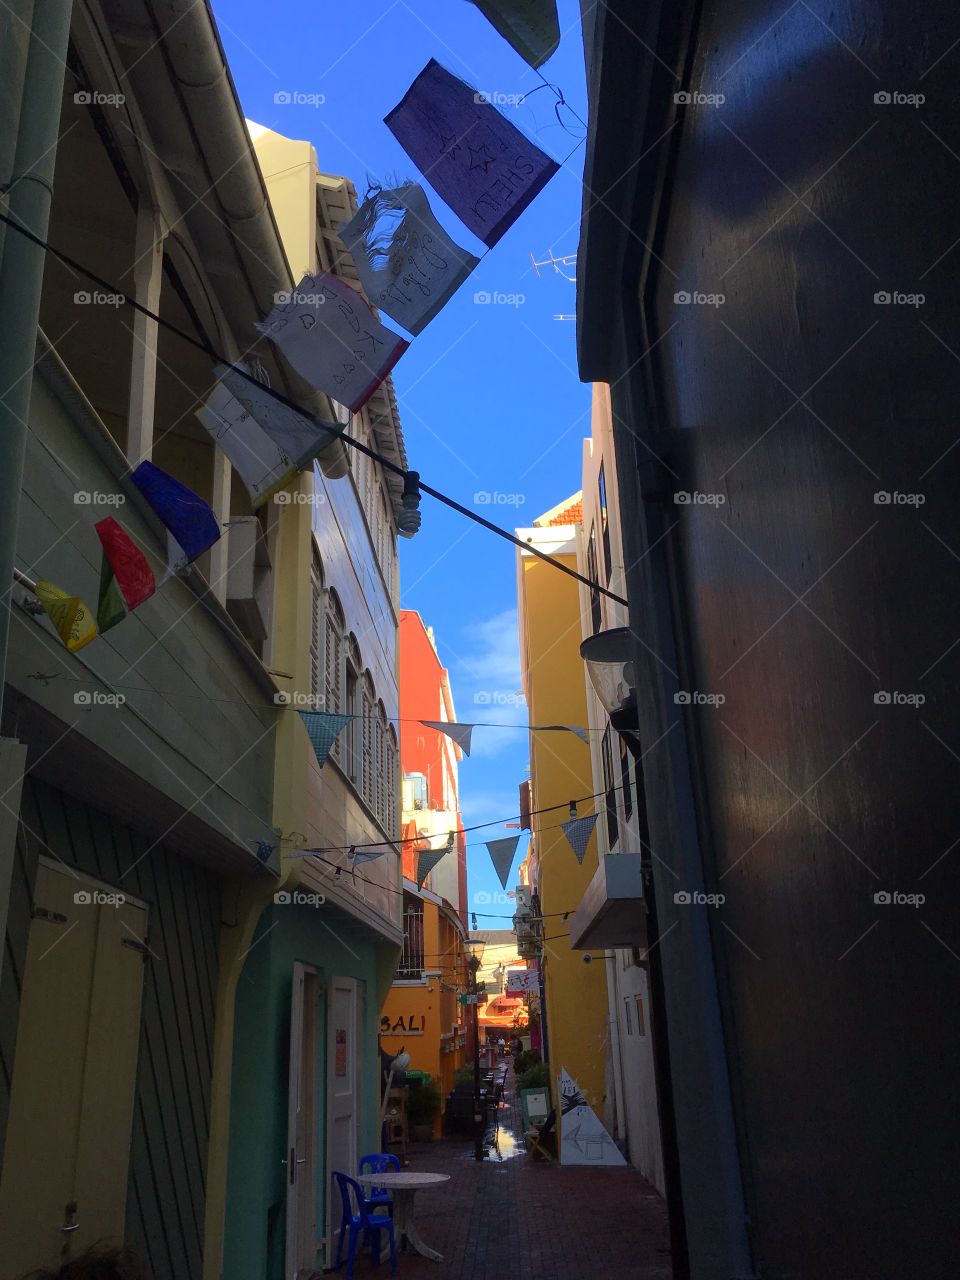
[226,516,271,649]
[515,884,532,911]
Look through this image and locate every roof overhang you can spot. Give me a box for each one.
[569,853,648,950]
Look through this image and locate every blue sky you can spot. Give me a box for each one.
[216,0,592,919]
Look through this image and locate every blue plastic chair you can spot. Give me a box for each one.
[332,1171,397,1278]
[359,1152,400,1212]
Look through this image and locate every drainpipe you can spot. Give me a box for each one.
[0,0,73,1018]
[603,950,628,1146]
[0,0,74,703]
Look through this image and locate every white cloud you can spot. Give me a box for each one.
[437,609,528,758]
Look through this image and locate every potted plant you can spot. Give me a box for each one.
[406,1075,441,1141]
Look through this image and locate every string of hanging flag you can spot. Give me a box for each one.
[3,17,625,644]
[296,710,587,768]
[21,671,600,738]
[283,797,602,905]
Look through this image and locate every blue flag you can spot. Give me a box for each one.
[130,462,220,563]
[299,711,353,768]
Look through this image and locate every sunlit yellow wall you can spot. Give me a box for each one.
[380,898,466,1136]
[517,519,609,1119]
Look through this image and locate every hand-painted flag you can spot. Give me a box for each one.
[486,835,521,889]
[560,813,597,864]
[299,710,354,768]
[468,0,560,67]
[256,273,408,414]
[130,462,220,563]
[217,365,342,468]
[34,579,97,653]
[338,182,479,336]
[421,719,474,756]
[95,518,155,612]
[195,375,299,508]
[384,59,559,248]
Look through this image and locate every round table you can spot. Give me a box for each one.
[357,1171,451,1262]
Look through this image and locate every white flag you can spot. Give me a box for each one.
[338,182,479,337]
[421,720,474,757]
[256,272,408,413]
[217,365,341,466]
[195,377,297,507]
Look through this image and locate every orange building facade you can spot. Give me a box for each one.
[379,612,469,1131]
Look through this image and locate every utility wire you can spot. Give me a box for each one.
[0,210,627,608]
[295,776,627,852]
[24,669,604,732]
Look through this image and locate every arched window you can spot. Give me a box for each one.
[386,726,399,837]
[325,592,345,757]
[309,551,324,705]
[361,674,376,811]
[375,701,387,825]
[344,636,361,784]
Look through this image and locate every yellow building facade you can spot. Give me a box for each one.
[515,498,611,1123]
[379,883,466,1135]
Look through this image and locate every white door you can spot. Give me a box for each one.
[285,963,320,1280]
[325,976,360,1267]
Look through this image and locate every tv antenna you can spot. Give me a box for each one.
[529,249,577,283]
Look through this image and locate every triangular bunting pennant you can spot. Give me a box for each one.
[96,554,127,635]
[486,835,520,890]
[94,517,155,611]
[384,59,560,249]
[217,364,342,468]
[350,843,393,867]
[298,710,354,768]
[338,181,479,337]
[417,832,454,889]
[256,272,408,414]
[421,719,474,756]
[255,841,278,866]
[130,461,221,563]
[195,372,299,508]
[560,813,597,864]
[34,579,97,653]
[532,724,589,743]
[468,0,560,68]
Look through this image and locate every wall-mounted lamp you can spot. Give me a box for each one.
[579,627,640,741]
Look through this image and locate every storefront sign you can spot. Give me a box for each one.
[380,1013,427,1035]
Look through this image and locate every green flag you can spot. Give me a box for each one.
[96,557,127,635]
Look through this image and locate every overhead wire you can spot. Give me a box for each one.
[0,210,627,608]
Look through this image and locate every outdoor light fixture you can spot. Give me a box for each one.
[397,469,422,538]
[465,936,486,967]
[580,626,639,737]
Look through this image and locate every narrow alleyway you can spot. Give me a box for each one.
[349,1065,673,1280]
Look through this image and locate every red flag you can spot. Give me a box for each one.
[94,517,156,610]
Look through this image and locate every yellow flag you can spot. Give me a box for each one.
[35,579,98,653]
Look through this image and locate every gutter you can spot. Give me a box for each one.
[106,0,348,471]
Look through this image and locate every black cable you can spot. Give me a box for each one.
[295,776,622,852]
[0,210,628,608]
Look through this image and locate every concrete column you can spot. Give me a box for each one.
[209,447,232,605]
[126,202,165,465]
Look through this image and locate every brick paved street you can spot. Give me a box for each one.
[347,1068,673,1280]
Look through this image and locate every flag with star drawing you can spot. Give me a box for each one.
[384,59,559,249]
